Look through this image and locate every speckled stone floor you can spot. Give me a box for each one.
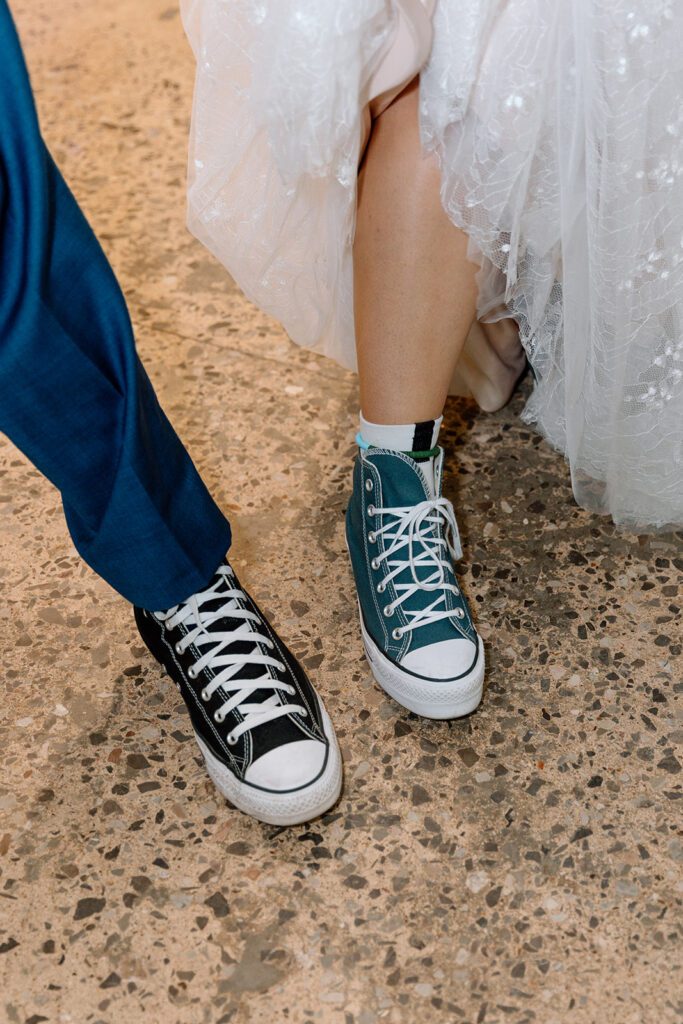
[1,2,682,1023]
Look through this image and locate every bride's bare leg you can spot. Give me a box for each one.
[355,78,525,421]
[349,81,488,719]
[355,79,477,423]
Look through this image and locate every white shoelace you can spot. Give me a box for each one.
[368,497,465,640]
[154,565,306,746]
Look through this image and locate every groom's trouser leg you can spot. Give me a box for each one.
[0,2,231,609]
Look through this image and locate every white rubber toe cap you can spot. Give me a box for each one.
[400,638,478,680]
[244,739,327,791]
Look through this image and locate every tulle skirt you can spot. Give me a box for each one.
[181,0,683,530]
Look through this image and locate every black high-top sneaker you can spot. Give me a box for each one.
[135,561,342,826]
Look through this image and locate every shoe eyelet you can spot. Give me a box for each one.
[392,628,403,641]
[276,661,286,672]
[368,531,376,544]
[214,711,225,724]
[367,505,376,517]
[175,641,184,655]
[201,688,211,702]
[266,639,274,650]
[377,582,386,594]
[365,478,374,492]
[371,558,380,570]
[383,604,394,617]
[455,608,465,619]
[226,733,237,746]
[187,665,197,680]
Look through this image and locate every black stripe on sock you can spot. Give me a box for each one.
[412,420,435,452]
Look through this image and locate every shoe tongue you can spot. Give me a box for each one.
[417,455,436,497]
[197,583,273,689]
[366,448,441,503]
[367,448,454,595]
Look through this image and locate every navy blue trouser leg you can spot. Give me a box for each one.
[0,2,231,609]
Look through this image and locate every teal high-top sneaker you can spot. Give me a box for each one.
[346,446,484,719]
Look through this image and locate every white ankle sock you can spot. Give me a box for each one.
[359,413,442,453]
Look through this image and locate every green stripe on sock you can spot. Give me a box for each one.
[405,447,440,461]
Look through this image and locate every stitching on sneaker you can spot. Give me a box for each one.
[361,457,392,650]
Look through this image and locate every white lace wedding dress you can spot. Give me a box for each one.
[181,0,683,530]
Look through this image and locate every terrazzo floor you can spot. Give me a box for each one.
[1,2,682,1022]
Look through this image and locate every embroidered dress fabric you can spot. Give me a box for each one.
[181,0,683,530]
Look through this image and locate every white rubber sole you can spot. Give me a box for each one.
[359,609,485,720]
[194,705,343,827]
